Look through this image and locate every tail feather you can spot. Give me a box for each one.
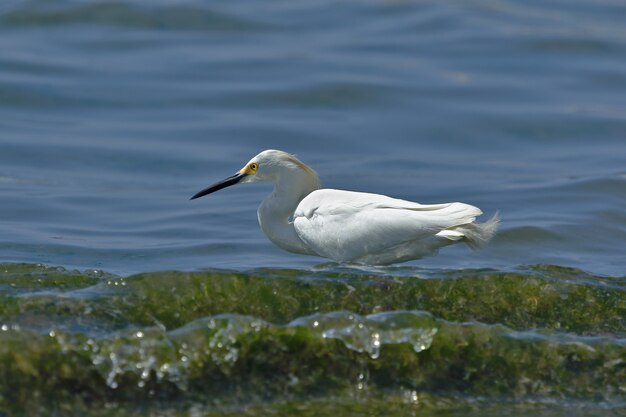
[458,211,500,250]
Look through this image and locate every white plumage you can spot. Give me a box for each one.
[191,149,498,265]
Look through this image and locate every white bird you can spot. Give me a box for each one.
[191,150,498,265]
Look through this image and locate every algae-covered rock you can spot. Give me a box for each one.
[0,263,624,416]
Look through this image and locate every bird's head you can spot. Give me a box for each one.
[190,149,319,200]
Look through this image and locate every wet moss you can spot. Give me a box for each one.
[3,264,625,335]
[110,268,626,335]
[1,318,624,415]
[0,263,624,415]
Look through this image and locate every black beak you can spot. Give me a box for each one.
[190,172,247,200]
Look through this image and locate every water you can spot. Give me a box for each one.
[0,0,625,415]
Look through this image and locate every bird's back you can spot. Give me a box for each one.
[293,189,493,264]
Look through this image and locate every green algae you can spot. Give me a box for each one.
[0,263,102,290]
[11,265,618,335]
[0,263,625,416]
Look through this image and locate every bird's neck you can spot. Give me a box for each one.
[257,171,320,255]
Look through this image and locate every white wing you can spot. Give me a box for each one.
[293,189,483,264]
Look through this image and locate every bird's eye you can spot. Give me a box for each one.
[250,163,258,171]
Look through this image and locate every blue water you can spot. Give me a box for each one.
[1,0,625,276]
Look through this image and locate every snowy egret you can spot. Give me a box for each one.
[191,150,498,265]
